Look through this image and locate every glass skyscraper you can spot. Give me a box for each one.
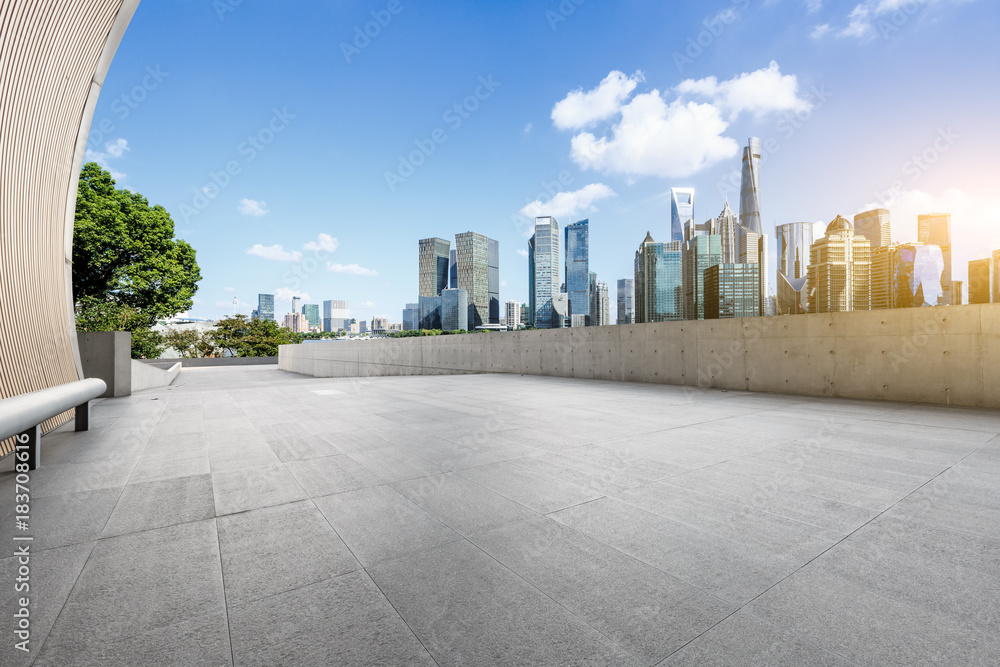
[854,209,891,249]
[418,237,451,298]
[530,217,560,328]
[255,293,274,321]
[775,222,814,315]
[738,137,769,314]
[670,187,694,243]
[634,232,683,323]
[716,201,738,265]
[893,244,945,308]
[704,264,761,319]
[683,234,723,320]
[302,303,320,328]
[402,303,419,331]
[564,220,590,324]
[440,288,468,331]
[418,295,442,329]
[968,258,991,304]
[917,213,952,306]
[454,231,498,328]
[616,278,634,324]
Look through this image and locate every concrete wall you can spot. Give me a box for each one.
[280,303,1000,409]
[78,332,132,398]
[141,357,279,368]
[131,360,180,393]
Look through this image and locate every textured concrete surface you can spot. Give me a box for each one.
[280,303,1000,408]
[1,365,999,666]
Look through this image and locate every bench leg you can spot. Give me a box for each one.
[16,425,40,471]
[75,401,91,432]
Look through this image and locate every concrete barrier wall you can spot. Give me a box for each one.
[131,360,180,393]
[279,304,1000,409]
[141,357,279,368]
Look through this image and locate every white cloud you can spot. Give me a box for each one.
[805,0,823,12]
[303,233,338,253]
[519,183,617,220]
[811,23,832,38]
[839,4,873,39]
[676,61,812,121]
[223,286,236,292]
[832,0,970,41]
[524,122,533,133]
[551,70,645,131]
[85,138,129,178]
[357,300,376,309]
[516,248,529,258]
[327,262,378,276]
[247,244,302,262]
[238,198,269,216]
[274,287,310,303]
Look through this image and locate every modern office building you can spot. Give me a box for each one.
[670,187,694,243]
[520,303,530,327]
[952,281,963,305]
[738,137,769,314]
[418,237,451,298]
[807,216,872,313]
[418,295,442,330]
[282,312,308,333]
[358,320,368,334]
[506,300,522,330]
[255,293,274,321]
[704,264,761,319]
[371,317,389,333]
[564,220,590,325]
[870,244,898,310]
[872,243,946,309]
[323,299,350,332]
[682,234,723,320]
[634,232,684,323]
[734,228,769,317]
[402,303,419,331]
[616,279,634,324]
[917,213,952,306]
[968,259,992,304]
[449,248,458,289]
[302,303,320,329]
[441,288,469,332]
[715,201,739,264]
[530,216,560,328]
[854,209,891,249]
[551,292,570,328]
[291,296,302,317]
[594,281,610,326]
[455,231,498,328]
[775,222,814,315]
[571,314,588,328]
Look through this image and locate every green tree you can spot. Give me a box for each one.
[73,163,201,357]
[162,327,218,358]
[211,315,296,357]
[74,299,164,359]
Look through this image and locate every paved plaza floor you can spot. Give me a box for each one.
[2,366,999,666]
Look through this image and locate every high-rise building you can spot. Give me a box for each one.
[291,296,302,317]
[704,264,761,319]
[418,237,451,298]
[455,231,498,328]
[616,279,634,324]
[323,299,350,332]
[449,249,458,289]
[716,201,739,264]
[418,295,442,330]
[807,216,871,313]
[854,209,891,249]
[682,234,722,320]
[775,222,814,315]
[527,235,536,326]
[371,317,389,333]
[952,281,963,305]
[506,300,521,330]
[588,271,598,325]
[870,244,898,310]
[282,312,308,333]
[594,281,609,326]
[968,259,992,304]
[302,303,320,329]
[735,228,769,317]
[441,288,469,331]
[520,303,530,327]
[255,294,274,321]
[402,303,419,331]
[993,249,1000,304]
[738,137,769,314]
[530,217,560,328]
[894,244,945,308]
[917,213,952,306]
[670,187,694,243]
[564,220,590,325]
[359,320,368,334]
[551,292,569,328]
[634,232,683,323]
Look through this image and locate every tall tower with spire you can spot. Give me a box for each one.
[738,138,770,315]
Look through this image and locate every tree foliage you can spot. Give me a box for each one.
[211,315,296,357]
[162,328,218,358]
[73,163,201,357]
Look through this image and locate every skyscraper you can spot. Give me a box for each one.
[917,213,952,306]
[775,222,814,315]
[449,249,458,289]
[530,217,560,328]
[616,279,634,324]
[291,296,302,316]
[993,249,1000,304]
[440,288,469,332]
[505,300,521,330]
[870,244,898,310]
[302,303,320,329]
[716,201,738,264]
[455,231,498,328]
[564,220,590,324]
[738,137,769,314]
[255,293,274,321]
[527,235,536,327]
[854,209,891,249]
[892,244,945,308]
[704,264,761,319]
[634,232,683,323]
[807,216,871,313]
[682,234,722,320]
[323,299,350,332]
[594,281,609,326]
[418,237,451,298]
[968,259,992,304]
[402,303,419,331]
[418,295,442,329]
[670,187,694,243]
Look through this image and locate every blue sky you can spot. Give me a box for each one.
[87,0,999,322]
